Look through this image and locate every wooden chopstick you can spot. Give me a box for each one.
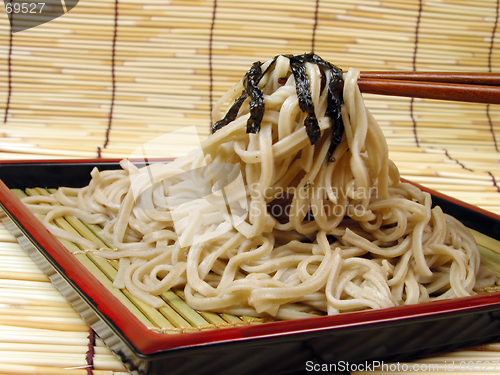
[353,72,500,104]
[359,72,500,86]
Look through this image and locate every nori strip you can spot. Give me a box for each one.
[211,53,345,161]
[292,53,345,157]
[324,67,344,161]
[245,61,265,134]
[288,55,321,145]
[211,93,248,133]
[212,59,277,134]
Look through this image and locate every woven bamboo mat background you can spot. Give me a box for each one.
[0,0,499,373]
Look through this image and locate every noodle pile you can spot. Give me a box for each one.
[22,54,495,320]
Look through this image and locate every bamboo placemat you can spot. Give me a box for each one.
[0,219,129,374]
[0,0,498,215]
[0,0,499,373]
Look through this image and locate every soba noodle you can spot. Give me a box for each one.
[22,54,495,320]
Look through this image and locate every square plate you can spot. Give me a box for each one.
[1,159,500,375]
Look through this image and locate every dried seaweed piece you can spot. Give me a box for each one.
[212,53,344,156]
[325,69,344,160]
[299,53,341,76]
[288,55,321,145]
[286,53,345,148]
[295,53,345,158]
[245,61,265,134]
[212,93,247,133]
[212,60,273,134]
[326,93,344,160]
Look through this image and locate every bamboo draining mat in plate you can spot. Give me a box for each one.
[0,0,499,373]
